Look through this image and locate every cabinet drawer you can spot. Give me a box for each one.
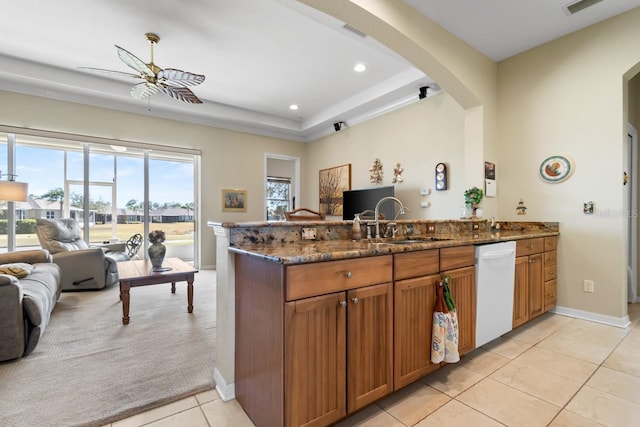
[544,236,558,252]
[394,249,439,280]
[440,245,475,271]
[286,255,392,301]
[544,265,557,282]
[544,251,557,266]
[516,238,544,257]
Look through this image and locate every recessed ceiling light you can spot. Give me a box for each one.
[289,104,299,111]
[354,63,367,73]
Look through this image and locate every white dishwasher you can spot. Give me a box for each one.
[475,241,516,347]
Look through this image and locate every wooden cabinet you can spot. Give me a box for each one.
[284,282,393,426]
[347,283,393,412]
[236,254,393,427]
[394,274,439,390]
[285,293,346,427]
[513,256,530,328]
[393,246,476,390]
[543,237,558,310]
[445,266,476,355]
[513,236,558,328]
[235,236,557,426]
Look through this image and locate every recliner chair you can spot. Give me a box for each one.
[35,218,129,291]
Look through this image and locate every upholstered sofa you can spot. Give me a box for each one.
[35,218,129,291]
[0,249,62,362]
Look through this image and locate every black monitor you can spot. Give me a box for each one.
[342,186,395,220]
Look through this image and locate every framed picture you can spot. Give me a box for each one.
[222,189,247,212]
[319,164,351,216]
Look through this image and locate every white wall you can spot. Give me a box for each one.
[497,8,640,319]
[305,92,466,219]
[0,90,306,268]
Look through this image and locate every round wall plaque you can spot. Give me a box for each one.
[539,155,573,183]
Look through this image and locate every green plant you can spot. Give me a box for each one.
[464,187,484,207]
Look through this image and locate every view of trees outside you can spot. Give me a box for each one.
[266,178,290,220]
[0,135,196,260]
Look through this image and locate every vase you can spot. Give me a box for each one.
[471,203,479,219]
[148,242,166,270]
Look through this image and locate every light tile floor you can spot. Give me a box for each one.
[104,304,640,427]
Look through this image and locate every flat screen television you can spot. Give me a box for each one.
[342,186,395,220]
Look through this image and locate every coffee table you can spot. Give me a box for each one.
[117,257,198,325]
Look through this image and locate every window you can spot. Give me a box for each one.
[266,177,291,221]
[1,130,199,264]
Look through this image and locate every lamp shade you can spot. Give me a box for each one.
[0,181,28,202]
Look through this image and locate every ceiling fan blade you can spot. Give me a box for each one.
[158,68,205,87]
[159,84,203,104]
[115,45,155,78]
[131,82,160,100]
[78,67,142,80]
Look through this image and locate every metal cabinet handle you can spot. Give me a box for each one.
[345,271,352,278]
[527,244,533,249]
[352,297,359,304]
[339,300,347,308]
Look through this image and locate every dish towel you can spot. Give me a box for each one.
[431,275,460,364]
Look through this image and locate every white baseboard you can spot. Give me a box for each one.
[552,306,631,328]
[214,367,236,402]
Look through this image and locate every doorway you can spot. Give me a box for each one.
[627,124,638,303]
[265,154,300,220]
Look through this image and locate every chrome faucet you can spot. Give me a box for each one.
[374,196,407,238]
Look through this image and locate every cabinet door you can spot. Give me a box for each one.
[394,275,440,390]
[444,266,476,355]
[285,292,347,427]
[528,253,544,319]
[513,256,529,328]
[347,282,393,412]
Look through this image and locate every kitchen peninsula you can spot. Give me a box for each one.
[208,219,559,427]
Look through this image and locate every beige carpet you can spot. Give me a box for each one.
[0,268,216,427]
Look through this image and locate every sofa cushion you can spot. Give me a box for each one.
[0,263,34,278]
[19,264,63,355]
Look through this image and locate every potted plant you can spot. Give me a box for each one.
[464,186,484,218]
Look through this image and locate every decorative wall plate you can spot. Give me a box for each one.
[539,155,573,183]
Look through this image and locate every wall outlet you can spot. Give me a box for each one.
[301,228,317,240]
[420,201,430,208]
[584,280,594,293]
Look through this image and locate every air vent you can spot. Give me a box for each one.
[565,0,603,15]
[342,23,366,38]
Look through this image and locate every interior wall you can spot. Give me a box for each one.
[305,92,466,219]
[302,0,499,217]
[0,90,306,268]
[497,8,640,319]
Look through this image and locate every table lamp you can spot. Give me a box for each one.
[0,172,28,202]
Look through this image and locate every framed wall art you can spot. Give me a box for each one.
[222,189,247,212]
[319,163,351,216]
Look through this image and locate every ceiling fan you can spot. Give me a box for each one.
[80,33,205,104]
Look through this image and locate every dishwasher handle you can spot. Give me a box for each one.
[479,248,515,260]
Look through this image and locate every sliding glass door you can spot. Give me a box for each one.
[1,132,198,264]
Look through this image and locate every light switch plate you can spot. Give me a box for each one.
[302,228,317,240]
